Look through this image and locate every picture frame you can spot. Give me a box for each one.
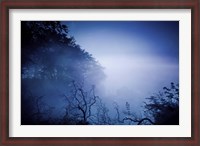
[0,0,199,145]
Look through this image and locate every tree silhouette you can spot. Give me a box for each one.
[62,81,99,125]
[143,82,179,125]
[21,21,105,83]
[21,21,178,125]
[21,21,105,125]
[111,83,179,125]
[113,101,154,125]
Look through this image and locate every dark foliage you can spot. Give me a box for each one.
[21,21,105,83]
[21,21,179,125]
[143,82,179,125]
[111,83,179,125]
[21,21,105,125]
[62,81,99,125]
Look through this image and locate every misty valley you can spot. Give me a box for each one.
[21,21,179,125]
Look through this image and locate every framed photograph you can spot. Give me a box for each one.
[1,0,199,145]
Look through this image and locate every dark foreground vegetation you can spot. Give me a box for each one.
[21,21,179,125]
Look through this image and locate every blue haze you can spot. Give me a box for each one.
[63,21,179,112]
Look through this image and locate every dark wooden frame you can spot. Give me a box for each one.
[0,0,199,145]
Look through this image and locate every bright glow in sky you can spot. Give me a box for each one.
[99,55,178,97]
[64,21,179,108]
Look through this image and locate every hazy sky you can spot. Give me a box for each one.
[63,21,179,108]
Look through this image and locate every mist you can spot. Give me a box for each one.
[66,21,179,113]
[21,21,179,125]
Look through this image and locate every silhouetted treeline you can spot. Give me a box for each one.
[21,21,179,125]
[114,82,179,125]
[21,21,105,125]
